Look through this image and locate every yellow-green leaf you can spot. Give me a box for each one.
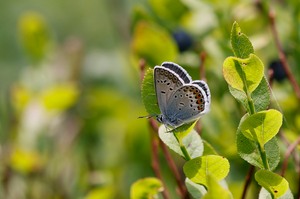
[239,109,283,146]
[255,170,289,198]
[183,155,230,187]
[223,54,264,93]
[130,177,163,199]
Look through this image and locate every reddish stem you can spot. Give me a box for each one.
[281,136,300,176]
[241,165,255,199]
[268,10,300,99]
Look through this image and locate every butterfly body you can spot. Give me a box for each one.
[154,62,210,128]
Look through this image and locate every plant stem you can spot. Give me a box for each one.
[241,165,255,199]
[281,136,300,176]
[258,143,270,170]
[174,133,192,161]
[160,140,190,199]
[150,129,171,199]
[268,9,300,99]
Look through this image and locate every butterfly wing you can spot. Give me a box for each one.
[161,62,192,84]
[192,80,211,111]
[154,66,185,115]
[165,84,210,127]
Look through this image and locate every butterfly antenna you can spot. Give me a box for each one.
[137,114,155,119]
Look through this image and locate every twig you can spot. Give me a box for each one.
[241,165,255,199]
[199,51,207,81]
[281,136,300,176]
[149,118,190,199]
[268,9,300,99]
[150,128,171,199]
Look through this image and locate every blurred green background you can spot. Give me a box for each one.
[0,0,299,198]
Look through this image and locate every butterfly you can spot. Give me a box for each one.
[154,62,210,129]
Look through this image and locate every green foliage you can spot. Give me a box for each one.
[230,21,254,59]
[255,170,290,198]
[239,109,283,146]
[149,0,189,25]
[185,178,207,199]
[202,174,232,199]
[130,177,163,199]
[223,54,264,94]
[259,188,294,199]
[132,21,178,66]
[237,127,280,170]
[229,76,270,113]
[158,126,203,159]
[18,12,51,63]
[141,68,160,115]
[222,21,292,197]
[183,155,230,188]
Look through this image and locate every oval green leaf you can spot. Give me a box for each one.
[185,178,207,199]
[130,177,163,199]
[223,54,264,94]
[255,170,289,198]
[158,125,204,159]
[259,187,294,199]
[202,174,232,199]
[141,68,160,115]
[239,109,283,146]
[230,21,254,59]
[229,76,270,112]
[237,128,280,170]
[183,155,230,187]
[132,21,178,66]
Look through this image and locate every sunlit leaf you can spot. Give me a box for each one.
[239,109,283,146]
[10,147,43,174]
[40,83,79,111]
[183,155,230,187]
[202,173,232,199]
[223,54,264,94]
[255,170,290,198]
[130,177,163,199]
[237,128,280,170]
[159,125,203,159]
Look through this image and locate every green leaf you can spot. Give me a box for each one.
[185,178,207,199]
[19,12,51,63]
[230,21,254,59]
[239,109,283,146]
[202,174,232,199]
[141,68,160,115]
[202,139,218,156]
[255,170,290,198]
[229,76,270,112]
[183,155,230,187]
[130,177,163,199]
[132,21,178,66]
[149,0,189,24]
[158,125,204,159]
[259,188,294,199]
[237,128,280,170]
[223,54,264,94]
